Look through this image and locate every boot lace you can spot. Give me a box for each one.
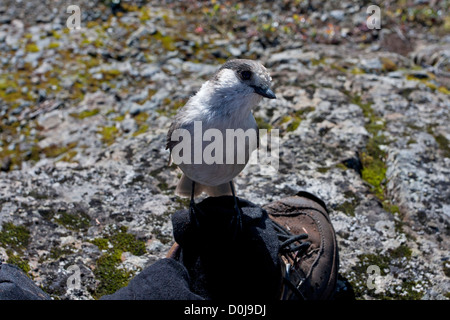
[270,220,311,300]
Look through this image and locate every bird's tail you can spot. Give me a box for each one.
[175,174,233,198]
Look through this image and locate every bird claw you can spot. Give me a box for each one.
[230,204,243,236]
[229,182,243,240]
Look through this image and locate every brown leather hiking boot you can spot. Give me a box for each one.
[263,191,339,300]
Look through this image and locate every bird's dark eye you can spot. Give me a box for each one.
[241,70,252,80]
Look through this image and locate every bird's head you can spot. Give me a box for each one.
[211,59,276,100]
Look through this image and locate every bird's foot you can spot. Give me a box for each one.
[229,182,243,240]
[230,204,243,240]
[189,181,201,229]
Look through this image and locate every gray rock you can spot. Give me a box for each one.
[358,58,383,73]
[330,10,345,21]
[182,61,217,77]
[267,48,306,66]
[140,64,163,79]
[120,117,137,133]
[126,24,157,47]
[228,46,242,57]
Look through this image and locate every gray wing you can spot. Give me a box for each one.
[166,121,179,151]
[166,96,196,152]
[166,120,182,166]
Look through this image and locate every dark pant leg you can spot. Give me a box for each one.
[100,258,204,300]
[0,263,50,300]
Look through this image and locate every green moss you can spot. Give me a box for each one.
[366,128,387,154]
[153,32,176,51]
[356,253,390,276]
[397,280,425,300]
[98,126,120,145]
[110,227,146,255]
[139,7,151,22]
[351,67,366,75]
[86,20,99,29]
[49,245,75,260]
[350,95,388,201]
[336,163,348,171]
[57,150,78,163]
[438,86,450,95]
[133,112,149,125]
[406,73,439,91]
[77,55,100,69]
[132,124,149,137]
[255,116,272,131]
[54,211,90,231]
[286,117,301,132]
[158,97,188,116]
[48,42,60,49]
[389,244,412,260]
[350,252,390,299]
[383,202,400,215]
[311,57,326,66]
[349,246,423,299]
[52,31,61,39]
[280,115,291,124]
[172,98,186,110]
[275,109,310,134]
[0,76,17,90]
[94,226,146,255]
[434,133,450,158]
[80,38,91,46]
[425,125,450,158]
[335,201,357,216]
[316,166,330,173]
[147,213,173,244]
[41,142,78,159]
[380,57,397,72]
[91,226,146,299]
[0,222,30,252]
[349,94,404,223]
[350,95,376,120]
[6,250,31,275]
[330,63,347,73]
[361,152,387,200]
[28,190,49,200]
[0,148,18,172]
[157,181,169,191]
[25,43,39,53]
[174,196,191,209]
[295,106,315,116]
[335,191,359,216]
[101,69,121,80]
[93,250,132,299]
[113,114,126,122]
[69,109,100,119]
[90,238,109,251]
[0,76,23,103]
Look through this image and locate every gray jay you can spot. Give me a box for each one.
[166,59,276,227]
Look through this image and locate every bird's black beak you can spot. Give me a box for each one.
[252,86,276,99]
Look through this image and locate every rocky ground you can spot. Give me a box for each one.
[0,0,449,300]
